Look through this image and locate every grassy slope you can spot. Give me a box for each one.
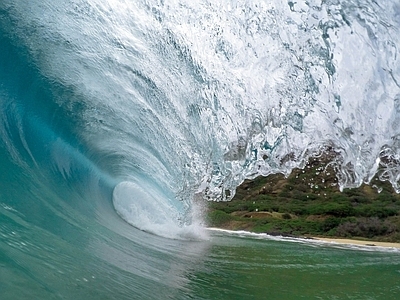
[207,155,400,242]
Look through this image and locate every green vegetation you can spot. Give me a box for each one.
[207,154,400,242]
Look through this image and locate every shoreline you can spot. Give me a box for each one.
[208,227,400,249]
[311,236,400,249]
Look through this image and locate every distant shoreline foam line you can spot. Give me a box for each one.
[311,237,400,249]
[207,227,400,252]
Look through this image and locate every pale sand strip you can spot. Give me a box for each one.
[312,237,400,249]
[208,228,400,249]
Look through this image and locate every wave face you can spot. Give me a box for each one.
[1,0,400,205]
[0,0,400,297]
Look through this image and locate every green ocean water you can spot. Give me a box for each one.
[2,222,400,299]
[196,231,400,299]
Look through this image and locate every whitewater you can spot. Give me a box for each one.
[1,0,400,299]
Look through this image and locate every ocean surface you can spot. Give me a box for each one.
[1,0,400,299]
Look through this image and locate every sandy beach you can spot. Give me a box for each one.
[210,228,400,249]
[312,237,400,249]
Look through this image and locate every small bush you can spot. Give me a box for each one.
[207,210,233,227]
[279,191,291,198]
[355,206,398,218]
[331,194,351,203]
[308,203,355,217]
[336,217,396,238]
[320,217,341,231]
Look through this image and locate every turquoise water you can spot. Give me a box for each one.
[2,221,400,299]
[1,0,400,299]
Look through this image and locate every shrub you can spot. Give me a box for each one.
[335,217,396,238]
[279,191,291,198]
[376,193,398,203]
[326,203,355,217]
[320,217,341,231]
[355,206,398,218]
[307,203,354,217]
[331,194,350,203]
[207,210,233,227]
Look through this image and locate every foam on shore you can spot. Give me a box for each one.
[208,228,400,252]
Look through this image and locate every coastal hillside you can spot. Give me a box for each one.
[207,153,400,242]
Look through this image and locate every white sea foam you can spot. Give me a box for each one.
[113,181,208,240]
